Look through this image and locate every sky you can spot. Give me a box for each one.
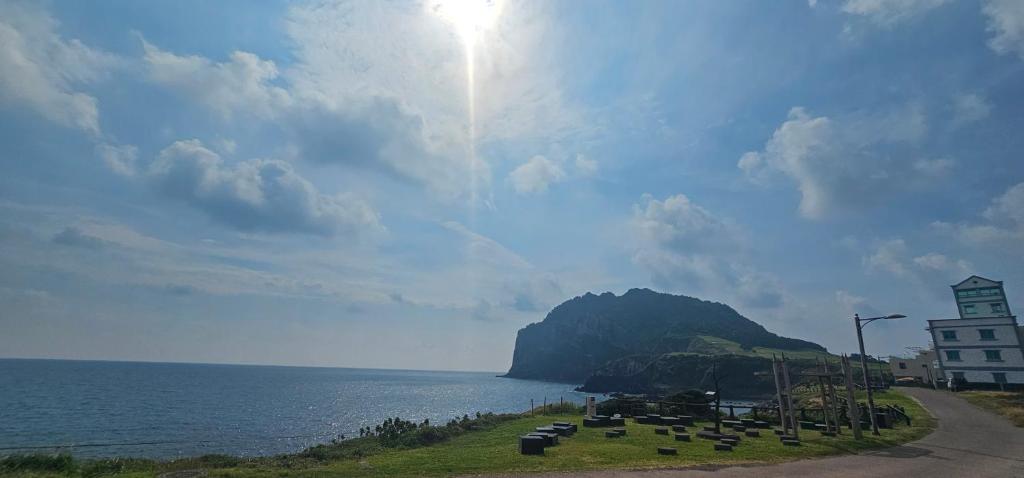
[2,0,1024,373]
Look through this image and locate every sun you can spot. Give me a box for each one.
[430,0,503,50]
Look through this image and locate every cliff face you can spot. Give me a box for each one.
[505,289,827,396]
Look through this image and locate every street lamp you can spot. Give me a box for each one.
[854,313,906,436]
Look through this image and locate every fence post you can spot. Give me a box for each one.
[531,399,534,416]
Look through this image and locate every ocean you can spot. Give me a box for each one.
[0,359,588,459]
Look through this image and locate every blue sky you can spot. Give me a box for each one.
[2,0,1024,372]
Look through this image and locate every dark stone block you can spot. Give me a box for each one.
[657,447,677,455]
[519,435,545,455]
[814,423,828,431]
[605,430,622,438]
[703,425,718,432]
[535,427,556,433]
[740,418,756,426]
[821,431,836,437]
[799,421,816,430]
[782,439,801,446]
[677,415,695,426]
[551,425,573,436]
[553,421,572,427]
[655,427,669,435]
[674,433,691,442]
[755,420,770,429]
[715,443,734,451]
[671,424,687,432]
[527,432,558,446]
[634,415,649,424]
[613,427,627,436]
[733,425,746,432]
[779,435,797,441]
[660,416,679,426]
[773,429,785,435]
[583,418,604,428]
[696,430,723,440]
[721,438,739,446]
[609,417,626,427]
[745,430,760,437]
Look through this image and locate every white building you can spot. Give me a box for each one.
[889,349,943,385]
[928,275,1024,388]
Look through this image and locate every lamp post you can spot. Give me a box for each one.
[854,313,906,436]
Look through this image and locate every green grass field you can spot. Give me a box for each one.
[960,391,1024,427]
[2,390,933,478]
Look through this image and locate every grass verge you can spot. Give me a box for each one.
[960,391,1024,427]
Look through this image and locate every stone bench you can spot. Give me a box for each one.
[553,421,577,433]
[660,416,679,426]
[634,415,650,424]
[744,430,760,438]
[605,430,622,438]
[583,418,607,428]
[782,439,801,447]
[799,421,817,430]
[733,425,746,432]
[714,443,733,451]
[703,425,718,432]
[612,427,627,436]
[657,447,677,455]
[655,427,669,435]
[671,424,687,432]
[674,433,691,442]
[527,432,558,446]
[754,420,770,429]
[609,417,626,427]
[536,426,557,434]
[519,435,545,455]
[696,430,723,440]
[773,429,785,435]
[551,425,574,436]
[721,437,739,446]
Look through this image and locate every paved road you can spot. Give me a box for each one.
[507,388,1024,478]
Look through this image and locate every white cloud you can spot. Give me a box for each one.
[983,0,1024,59]
[96,143,138,176]
[933,182,1024,250]
[630,194,781,308]
[149,140,381,236]
[951,93,992,126]
[739,106,937,219]
[864,238,972,280]
[508,155,566,195]
[141,38,292,119]
[912,157,954,176]
[0,2,118,134]
[841,0,951,26]
[575,154,598,177]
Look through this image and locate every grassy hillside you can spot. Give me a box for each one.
[2,391,933,478]
[676,335,837,361]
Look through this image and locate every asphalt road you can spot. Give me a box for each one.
[508,388,1024,478]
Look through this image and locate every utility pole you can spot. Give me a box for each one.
[825,359,842,435]
[855,313,881,436]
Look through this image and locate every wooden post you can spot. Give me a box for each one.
[543,397,547,415]
[781,354,799,439]
[841,355,863,439]
[772,355,789,434]
[531,399,534,416]
[825,359,842,435]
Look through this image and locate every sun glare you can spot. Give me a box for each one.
[431,0,503,50]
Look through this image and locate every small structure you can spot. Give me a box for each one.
[889,349,943,387]
[657,447,677,455]
[674,433,691,441]
[714,443,733,451]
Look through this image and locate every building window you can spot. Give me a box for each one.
[984,350,1003,362]
[957,287,1002,298]
[979,329,996,341]
[946,350,961,361]
[963,304,977,315]
[899,362,907,369]
[993,373,1008,384]
[991,303,1005,314]
[941,330,958,341]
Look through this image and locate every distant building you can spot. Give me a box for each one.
[928,275,1024,389]
[889,349,943,386]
